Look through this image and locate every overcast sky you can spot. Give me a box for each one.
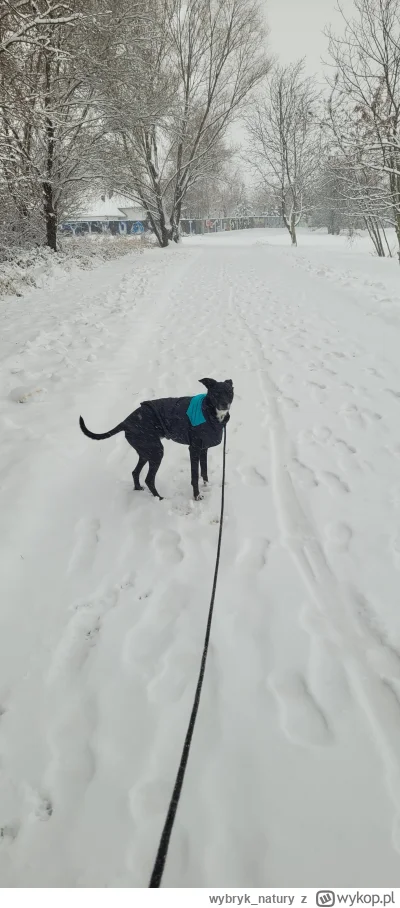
[232,0,352,179]
[264,0,348,76]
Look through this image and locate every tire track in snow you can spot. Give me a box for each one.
[230,286,400,854]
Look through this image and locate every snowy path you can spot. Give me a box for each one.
[1,235,400,886]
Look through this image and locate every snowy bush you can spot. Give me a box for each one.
[0,235,154,300]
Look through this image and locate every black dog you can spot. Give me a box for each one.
[79,378,233,500]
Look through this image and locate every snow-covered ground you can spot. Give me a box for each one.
[0,235,151,299]
[1,229,400,887]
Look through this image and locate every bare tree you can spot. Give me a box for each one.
[182,160,251,218]
[310,145,394,255]
[311,161,345,235]
[214,166,251,218]
[0,0,139,252]
[0,0,268,252]
[326,0,400,260]
[244,60,321,246]
[109,0,269,246]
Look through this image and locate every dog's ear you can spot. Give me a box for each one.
[225,379,233,387]
[199,378,216,389]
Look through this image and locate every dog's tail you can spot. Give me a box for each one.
[79,415,124,440]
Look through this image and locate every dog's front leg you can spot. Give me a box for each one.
[189,445,202,500]
[200,448,208,484]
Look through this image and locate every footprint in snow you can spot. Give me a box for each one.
[334,438,356,456]
[350,589,400,681]
[8,385,46,404]
[236,464,268,487]
[236,537,270,573]
[307,381,326,402]
[314,425,333,443]
[67,517,100,575]
[153,529,184,565]
[47,592,117,682]
[386,389,400,402]
[297,426,332,447]
[339,404,366,430]
[268,671,332,747]
[324,522,353,552]
[129,778,172,822]
[279,395,299,410]
[23,787,53,822]
[362,408,383,425]
[291,458,318,489]
[0,822,20,844]
[118,572,136,591]
[122,615,175,683]
[319,471,350,495]
[300,605,351,715]
[167,501,194,518]
[148,649,195,704]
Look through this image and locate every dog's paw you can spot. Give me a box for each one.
[194,494,204,502]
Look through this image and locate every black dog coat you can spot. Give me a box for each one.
[140,393,225,449]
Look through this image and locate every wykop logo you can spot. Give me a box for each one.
[316,893,335,908]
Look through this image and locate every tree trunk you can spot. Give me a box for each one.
[382,225,392,258]
[170,191,183,243]
[43,181,57,251]
[140,127,171,248]
[388,160,400,263]
[394,212,400,265]
[43,55,57,251]
[364,216,385,257]
[145,208,170,247]
[290,212,297,246]
[170,215,181,243]
[160,223,170,247]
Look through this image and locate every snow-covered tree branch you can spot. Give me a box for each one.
[105,0,270,246]
[244,60,321,246]
[325,0,400,260]
[0,1,81,56]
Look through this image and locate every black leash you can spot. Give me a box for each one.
[149,427,227,887]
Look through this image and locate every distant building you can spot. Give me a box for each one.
[61,191,150,236]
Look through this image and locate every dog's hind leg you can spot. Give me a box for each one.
[132,455,147,491]
[145,443,164,500]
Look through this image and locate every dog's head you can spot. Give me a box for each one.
[199,377,234,422]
